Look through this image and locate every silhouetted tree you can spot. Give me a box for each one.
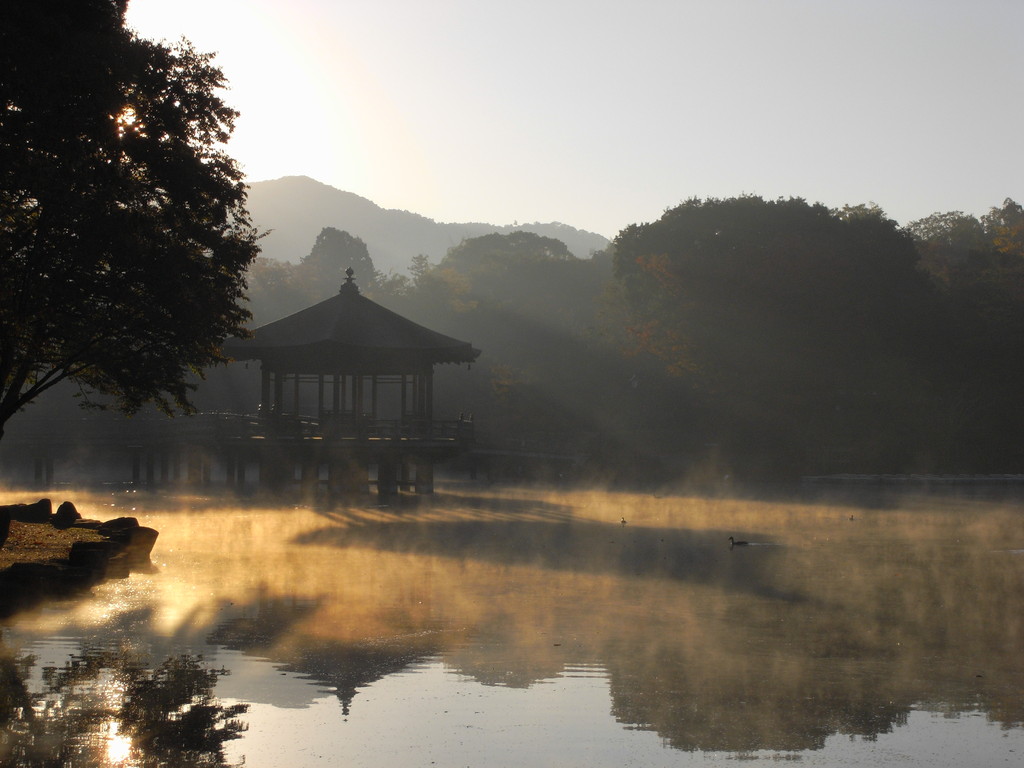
[983,198,1024,260]
[907,210,988,283]
[294,227,378,300]
[613,196,940,475]
[0,0,259,439]
[444,231,573,270]
[409,253,433,282]
[910,199,1024,468]
[438,231,605,330]
[244,257,309,326]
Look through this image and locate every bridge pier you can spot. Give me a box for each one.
[327,449,369,498]
[300,451,320,503]
[376,456,399,503]
[415,458,434,494]
[33,455,54,489]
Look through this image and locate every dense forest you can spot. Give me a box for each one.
[230,196,1024,484]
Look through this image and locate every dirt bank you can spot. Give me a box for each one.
[0,520,105,570]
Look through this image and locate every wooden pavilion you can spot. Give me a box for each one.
[225,269,480,499]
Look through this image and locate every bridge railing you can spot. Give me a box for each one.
[0,411,474,449]
[234,413,474,443]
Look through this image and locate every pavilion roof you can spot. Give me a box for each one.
[226,271,480,370]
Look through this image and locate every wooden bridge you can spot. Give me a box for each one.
[0,410,475,500]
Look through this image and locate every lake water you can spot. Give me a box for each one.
[1,484,1023,766]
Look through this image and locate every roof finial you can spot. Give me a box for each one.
[339,267,359,294]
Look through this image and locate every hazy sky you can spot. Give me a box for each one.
[126,0,1023,239]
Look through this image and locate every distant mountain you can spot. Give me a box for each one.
[245,176,611,274]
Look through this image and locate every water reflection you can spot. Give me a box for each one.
[206,594,460,715]
[1,486,1022,764]
[0,637,247,766]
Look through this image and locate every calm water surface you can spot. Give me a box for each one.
[1,484,1023,767]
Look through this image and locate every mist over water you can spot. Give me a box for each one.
[2,484,1023,766]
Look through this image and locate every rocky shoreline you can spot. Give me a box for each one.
[0,498,159,618]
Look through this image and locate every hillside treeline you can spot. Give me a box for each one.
[238,196,1024,483]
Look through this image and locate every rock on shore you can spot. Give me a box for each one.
[0,498,159,618]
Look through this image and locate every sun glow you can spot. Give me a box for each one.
[115,106,146,140]
[105,721,132,764]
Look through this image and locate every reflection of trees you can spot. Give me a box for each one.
[606,646,913,752]
[0,640,247,767]
[594,516,1024,752]
[302,495,1024,753]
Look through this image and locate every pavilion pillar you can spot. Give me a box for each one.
[415,374,426,419]
[260,368,271,414]
[425,372,434,435]
[273,371,284,415]
[353,376,365,435]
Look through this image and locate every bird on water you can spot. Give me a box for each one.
[728,536,749,548]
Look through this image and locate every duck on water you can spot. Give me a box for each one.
[728,536,749,548]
